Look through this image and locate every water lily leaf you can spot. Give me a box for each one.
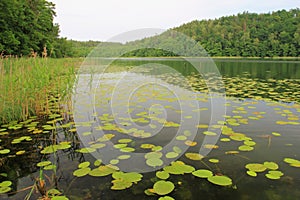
[145,152,163,159]
[140,144,155,149]
[220,138,231,142]
[0,186,11,194]
[112,172,143,183]
[185,153,204,161]
[207,176,232,186]
[0,149,10,154]
[0,181,12,187]
[238,145,254,151]
[225,151,239,155]
[156,171,170,180]
[263,162,279,170]
[146,158,164,167]
[172,146,182,154]
[165,152,179,159]
[78,161,90,169]
[283,158,300,165]
[44,164,57,170]
[73,167,91,177]
[118,155,131,160]
[153,180,175,195]
[204,144,219,149]
[114,144,127,149]
[176,135,187,141]
[203,131,217,136]
[16,150,25,155]
[94,159,102,166]
[192,169,213,178]
[120,147,135,152]
[209,159,219,164]
[89,165,116,177]
[41,145,58,154]
[158,196,175,200]
[163,161,195,175]
[152,146,163,152]
[246,171,257,177]
[244,140,256,146]
[111,179,132,190]
[90,143,106,149]
[144,188,156,196]
[110,159,119,165]
[37,161,52,167]
[272,132,281,136]
[76,148,96,153]
[185,140,197,146]
[245,163,267,172]
[51,196,69,200]
[118,138,133,143]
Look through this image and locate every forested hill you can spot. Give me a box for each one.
[173,9,300,57]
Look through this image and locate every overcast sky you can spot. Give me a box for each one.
[49,0,299,41]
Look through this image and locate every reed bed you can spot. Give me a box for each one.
[0,58,81,124]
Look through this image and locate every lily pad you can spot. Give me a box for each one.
[245,163,267,172]
[163,161,195,175]
[89,165,116,177]
[192,169,213,178]
[73,167,91,177]
[112,172,143,183]
[165,152,179,159]
[246,171,257,177]
[146,158,164,167]
[238,145,254,151]
[111,179,132,190]
[185,153,204,161]
[156,171,170,180]
[209,159,219,164]
[263,162,279,170]
[78,161,90,169]
[0,149,10,154]
[153,180,175,195]
[158,196,175,200]
[37,161,52,167]
[207,176,232,186]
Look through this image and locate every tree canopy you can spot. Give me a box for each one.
[0,0,59,56]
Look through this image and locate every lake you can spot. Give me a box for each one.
[0,58,300,200]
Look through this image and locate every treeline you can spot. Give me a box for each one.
[1,3,299,58]
[174,8,300,57]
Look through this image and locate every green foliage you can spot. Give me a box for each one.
[174,9,300,57]
[0,0,59,56]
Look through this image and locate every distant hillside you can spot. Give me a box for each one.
[173,8,300,57]
[65,8,300,58]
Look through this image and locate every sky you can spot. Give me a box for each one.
[49,0,299,42]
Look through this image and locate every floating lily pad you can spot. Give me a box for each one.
[90,143,106,149]
[283,158,300,167]
[78,161,90,169]
[156,171,170,180]
[94,159,102,166]
[120,147,135,152]
[158,196,175,200]
[0,181,12,187]
[245,163,267,172]
[265,170,284,180]
[209,159,219,164]
[220,138,231,142]
[207,176,232,186]
[44,164,57,170]
[73,167,91,177]
[165,152,179,159]
[0,149,10,154]
[153,180,175,195]
[89,165,116,177]
[176,135,187,141]
[244,140,256,146]
[118,155,131,160]
[192,169,213,178]
[114,144,128,149]
[163,161,195,175]
[246,171,257,177]
[140,144,155,149]
[145,152,163,159]
[185,140,197,146]
[76,148,96,153]
[238,145,254,151]
[203,131,217,136]
[272,132,281,136]
[0,186,11,194]
[37,161,52,167]
[146,158,164,167]
[41,145,58,154]
[110,159,119,165]
[112,172,143,183]
[118,138,133,143]
[111,179,132,190]
[185,153,204,161]
[16,150,25,155]
[263,162,279,170]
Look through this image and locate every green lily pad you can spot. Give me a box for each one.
[153,180,175,195]
[73,167,91,177]
[78,161,90,169]
[158,196,175,200]
[90,143,106,149]
[110,159,119,165]
[220,138,231,142]
[244,140,256,146]
[94,159,102,166]
[140,144,155,149]
[0,149,10,154]
[0,181,12,187]
[146,158,164,167]
[76,148,96,153]
[207,175,232,186]
[111,179,132,190]
[192,169,213,178]
[120,147,135,152]
[272,132,281,136]
[173,146,182,154]
[283,158,300,165]
[246,171,257,177]
[0,186,11,194]
[112,172,143,183]
[163,161,195,175]
[263,162,279,170]
[44,164,57,170]
[41,145,59,154]
[176,135,187,141]
[185,153,204,161]
[238,145,254,151]
[37,161,52,167]
[114,144,128,149]
[145,152,163,159]
[51,196,69,200]
[165,152,179,159]
[156,171,170,180]
[209,159,219,164]
[203,131,217,136]
[118,155,131,160]
[245,163,267,172]
[89,165,116,177]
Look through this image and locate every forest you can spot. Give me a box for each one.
[0,0,299,58]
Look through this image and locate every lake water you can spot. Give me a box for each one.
[0,58,300,200]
